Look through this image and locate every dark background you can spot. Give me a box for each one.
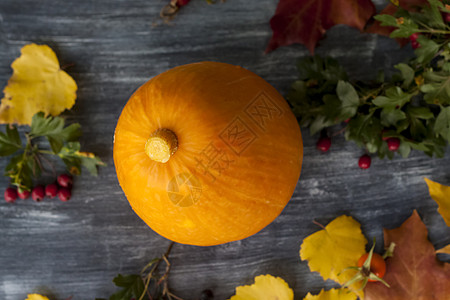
[0,0,449,299]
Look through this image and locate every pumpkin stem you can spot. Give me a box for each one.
[145,128,178,163]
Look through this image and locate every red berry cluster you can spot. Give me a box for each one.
[316,133,402,169]
[4,174,73,203]
[409,33,420,49]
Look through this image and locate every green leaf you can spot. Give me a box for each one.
[396,119,410,133]
[337,81,359,119]
[380,108,407,127]
[421,71,450,105]
[423,0,445,29]
[4,151,38,191]
[0,125,22,156]
[58,142,105,176]
[394,63,414,88]
[398,140,411,158]
[30,112,81,153]
[309,115,333,135]
[409,117,428,139]
[110,274,145,300]
[434,106,450,141]
[406,106,434,119]
[322,94,342,122]
[297,56,348,83]
[373,14,398,27]
[372,87,413,109]
[390,18,419,38]
[415,36,440,64]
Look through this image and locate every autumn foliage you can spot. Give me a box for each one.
[267,0,376,53]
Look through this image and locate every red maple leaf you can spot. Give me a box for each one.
[365,210,450,300]
[266,0,376,53]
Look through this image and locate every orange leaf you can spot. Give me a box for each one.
[437,244,450,255]
[365,210,450,300]
[266,0,375,54]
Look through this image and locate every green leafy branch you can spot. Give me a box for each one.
[97,242,184,300]
[287,0,450,160]
[0,112,105,191]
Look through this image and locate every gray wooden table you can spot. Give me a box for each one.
[0,0,449,299]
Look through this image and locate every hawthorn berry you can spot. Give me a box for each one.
[45,183,59,198]
[58,188,71,202]
[387,137,400,151]
[358,155,371,169]
[57,174,73,188]
[411,40,420,49]
[177,0,190,6]
[32,186,45,202]
[18,189,30,199]
[4,187,18,203]
[445,13,450,23]
[316,136,331,152]
[409,33,419,42]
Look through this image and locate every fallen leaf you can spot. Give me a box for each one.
[228,274,293,300]
[424,178,450,226]
[0,44,77,125]
[365,210,450,300]
[437,244,450,254]
[266,0,376,53]
[303,288,357,300]
[25,295,49,300]
[300,215,367,298]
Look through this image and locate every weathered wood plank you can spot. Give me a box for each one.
[0,0,449,299]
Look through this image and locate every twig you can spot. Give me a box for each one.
[139,242,176,300]
[312,219,326,230]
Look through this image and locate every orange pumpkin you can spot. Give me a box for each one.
[113,62,303,246]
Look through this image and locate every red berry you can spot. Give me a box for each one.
[18,189,30,199]
[445,13,450,23]
[57,174,73,188]
[4,187,18,203]
[177,0,190,6]
[316,136,331,152]
[31,185,45,202]
[45,183,59,198]
[411,40,420,49]
[358,155,371,169]
[409,33,419,42]
[387,137,401,151]
[58,188,71,202]
[344,118,351,123]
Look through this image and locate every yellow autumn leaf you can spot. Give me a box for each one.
[437,244,450,254]
[300,215,367,298]
[0,43,77,125]
[25,294,49,300]
[424,178,450,226]
[304,288,357,300]
[228,274,294,300]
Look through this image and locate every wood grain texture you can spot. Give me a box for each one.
[0,0,449,299]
